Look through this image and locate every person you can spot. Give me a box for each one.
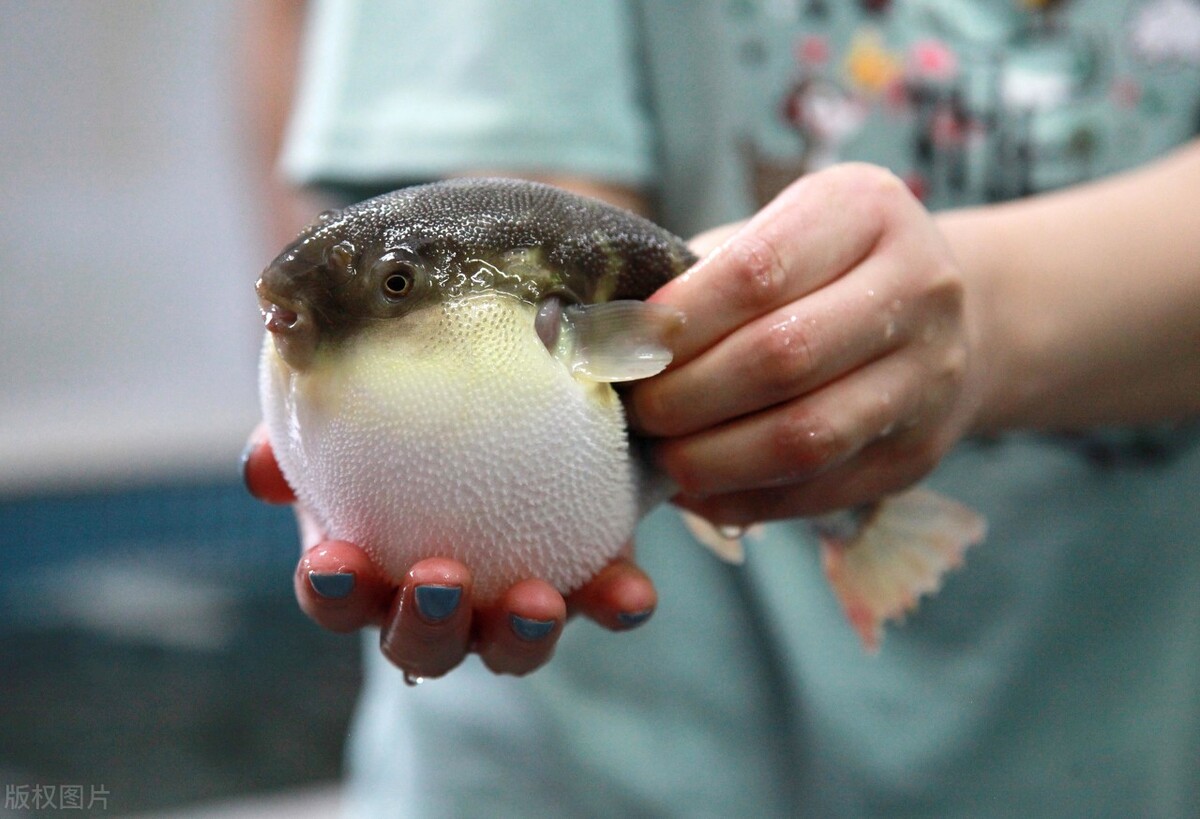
[243,1,1200,815]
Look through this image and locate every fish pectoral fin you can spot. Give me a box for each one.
[563,300,685,382]
[816,489,986,653]
[679,509,747,565]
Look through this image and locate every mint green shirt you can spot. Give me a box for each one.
[285,2,1200,815]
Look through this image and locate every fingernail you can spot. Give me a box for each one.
[510,614,556,641]
[308,571,355,599]
[240,439,259,489]
[414,584,461,623]
[617,608,654,628]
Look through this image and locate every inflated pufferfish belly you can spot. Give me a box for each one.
[261,296,640,600]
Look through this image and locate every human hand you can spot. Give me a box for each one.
[242,426,657,679]
[627,164,983,526]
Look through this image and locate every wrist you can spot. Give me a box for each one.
[935,207,1029,437]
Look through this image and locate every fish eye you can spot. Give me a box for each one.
[371,247,424,304]
[382,271,413,299]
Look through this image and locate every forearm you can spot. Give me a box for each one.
[241,0,330,247]
[939,140,1200,434]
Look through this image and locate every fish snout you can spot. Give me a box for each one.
[256,275,317,369]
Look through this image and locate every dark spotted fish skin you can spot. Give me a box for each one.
[325,177,697,301]
[259,178,698,351]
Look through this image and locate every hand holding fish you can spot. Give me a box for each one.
[248,173,986,673]
[630,163,983,526]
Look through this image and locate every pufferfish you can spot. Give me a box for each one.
[257,178,984,650]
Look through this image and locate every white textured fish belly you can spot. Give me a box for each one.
[261,294,637,601]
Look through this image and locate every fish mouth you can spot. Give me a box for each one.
[256,275,318,370]
[260,299,302,334]
[255,277,308,336]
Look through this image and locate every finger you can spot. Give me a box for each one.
[657,349,935,500]
[648,166,905,366]
[295,540,396,633]
[676,427,950,525]
[566,556,657,631]
[475,579,567,677]
[242,423,296,505]
[630,251,917,437]
[379,558,474,680]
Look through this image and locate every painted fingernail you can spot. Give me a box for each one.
[617,608,654,628]
[510,615,556,642]
[308,571,355,599]
[414,584,462,623]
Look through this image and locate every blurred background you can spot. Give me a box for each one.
[1,1,360,814]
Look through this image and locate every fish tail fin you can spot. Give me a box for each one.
[817,489,986,653]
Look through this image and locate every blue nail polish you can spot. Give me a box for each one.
[308,571,355,599]
[617,608,654,628]
[510,615,556,641]
[414,585,461,623]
